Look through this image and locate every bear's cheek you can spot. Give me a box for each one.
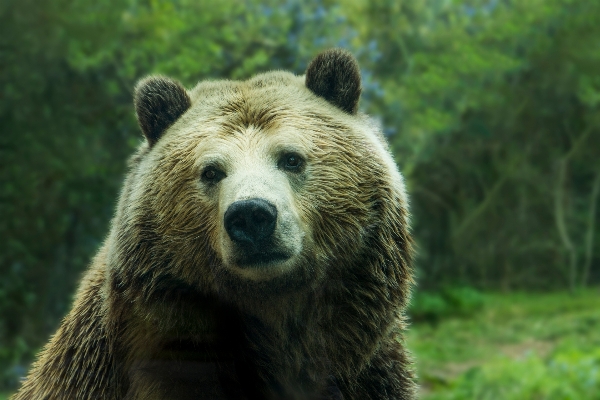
[180,189,222,262]
[295,168,375,261]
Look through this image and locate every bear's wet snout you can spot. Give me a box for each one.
[224,198,277,249]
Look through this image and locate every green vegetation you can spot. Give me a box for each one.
[409,289,600,399]
[409,286,487,322]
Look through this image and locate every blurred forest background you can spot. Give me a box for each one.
[1,0,599,398]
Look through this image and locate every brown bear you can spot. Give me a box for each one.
[13,49,415,400]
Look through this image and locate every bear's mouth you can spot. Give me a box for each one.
[236,251,291,268]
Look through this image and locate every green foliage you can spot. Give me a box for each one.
[409,286,486,322]
[422,338,600,399]
[409,289,600,399]
[428,347,600,400]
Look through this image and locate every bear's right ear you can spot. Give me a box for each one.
[134,76,191,147]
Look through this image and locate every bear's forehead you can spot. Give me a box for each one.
[186,71,342,133]
[189,71,302,100]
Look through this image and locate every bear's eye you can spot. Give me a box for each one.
[280,153,304,173]
[201,166,225,183]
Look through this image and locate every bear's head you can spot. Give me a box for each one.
[109,49,411,318]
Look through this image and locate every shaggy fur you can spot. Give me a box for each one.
[305,49,361,114]
[134,76,192,146]
[13,49,415,400]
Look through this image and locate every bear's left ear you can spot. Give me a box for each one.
[305,48,362,114]
[134,76,191,147]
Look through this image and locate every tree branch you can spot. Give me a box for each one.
[552,125,595,291]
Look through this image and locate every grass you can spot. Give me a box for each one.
[407,288,600,399]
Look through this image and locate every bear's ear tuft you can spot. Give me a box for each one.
[134,76,191,146]
[305,48,362,114]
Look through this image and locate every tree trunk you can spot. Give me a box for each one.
[581,170,600,287]
[554,158,578,292]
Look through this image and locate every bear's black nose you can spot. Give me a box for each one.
[224,199,277,248]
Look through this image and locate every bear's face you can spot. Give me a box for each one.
[189,112,311,282]
[125,50,401,306]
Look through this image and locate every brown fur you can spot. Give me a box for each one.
[13,49,415,400]
[305,49,362,114]
[134,76,192,146]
